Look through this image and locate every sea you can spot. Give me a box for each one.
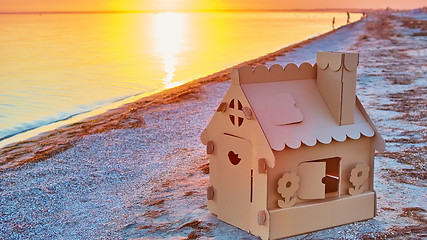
[0,11,361,144]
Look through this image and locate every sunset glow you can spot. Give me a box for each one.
[153,12,187,88]
[0,0,425,12]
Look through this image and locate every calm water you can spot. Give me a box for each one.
[0,11,360,141]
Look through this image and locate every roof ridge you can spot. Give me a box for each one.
[231,62,317,85]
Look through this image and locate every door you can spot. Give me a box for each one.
[217,134,252,230]
[297,162,326,199]
[297,157,341,199]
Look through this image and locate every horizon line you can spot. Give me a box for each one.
[0,7,414,15]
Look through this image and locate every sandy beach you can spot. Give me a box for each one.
[0,17,356,170]
[0,12,426,239]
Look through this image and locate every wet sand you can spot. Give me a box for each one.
[0,12,426,239]
[0,20,357,169]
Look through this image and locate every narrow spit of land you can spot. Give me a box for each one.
[0,13,426,239]
[0,17,357,169]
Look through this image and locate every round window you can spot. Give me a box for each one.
[229,99,244,127]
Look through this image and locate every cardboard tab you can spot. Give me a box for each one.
[201,52,383,240]
[217,102,227,112]
[207,141,214,154]
[258,158,267,174]
[258,210,267,225]
[242,107,254,120]
[207,186,214,200]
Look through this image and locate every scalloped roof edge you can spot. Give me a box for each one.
[316,51,359,72]
[231,62,316,85]
[270,122,376,151]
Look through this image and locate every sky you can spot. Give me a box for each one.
[0,0,425,12]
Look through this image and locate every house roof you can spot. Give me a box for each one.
[241,79,376,151]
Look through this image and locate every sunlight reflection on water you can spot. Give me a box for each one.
[153,12,187,89]
[0,11,361,141]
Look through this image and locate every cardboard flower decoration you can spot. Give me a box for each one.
[201,52,385,239]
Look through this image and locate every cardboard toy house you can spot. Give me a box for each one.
[200,52,386,239]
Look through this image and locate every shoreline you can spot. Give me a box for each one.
[0,12,426,239]
[0,20,360,170]
[0,9,374,15]
[0,85,183,148]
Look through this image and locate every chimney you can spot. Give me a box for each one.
[316,52,359,125]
